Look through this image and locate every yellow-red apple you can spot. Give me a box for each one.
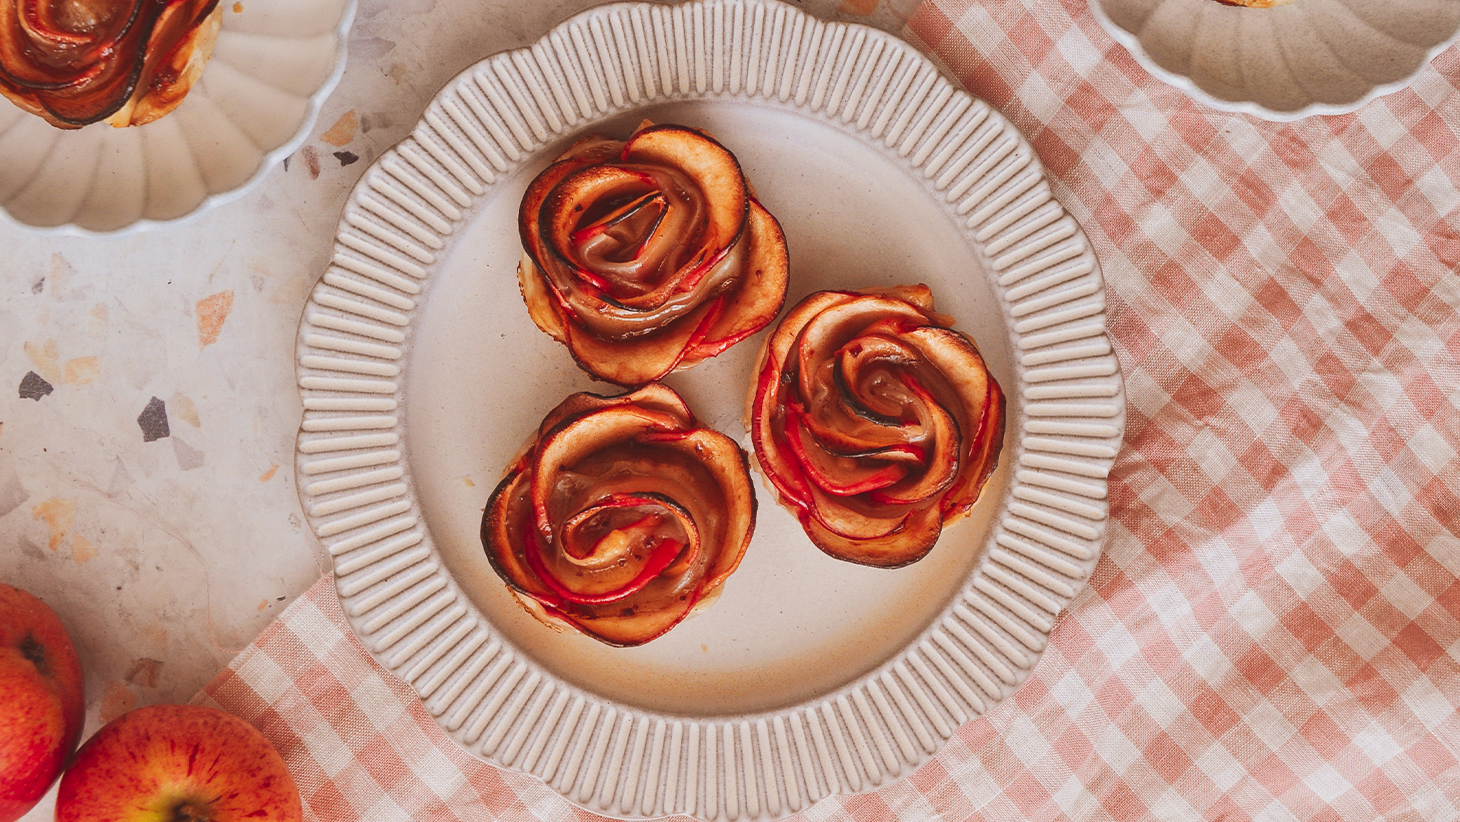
[55,704,301,822]
[0,583,85,822]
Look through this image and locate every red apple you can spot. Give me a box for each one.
[56,704,301,822]
[0,583,85,822]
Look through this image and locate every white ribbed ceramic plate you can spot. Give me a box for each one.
[0,0,355,234]
[1090,0,1460,119]
[295,1,1124,819]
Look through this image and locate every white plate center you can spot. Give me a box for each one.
[403,101,1014,716]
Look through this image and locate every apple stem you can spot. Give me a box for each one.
[19,633,48,674]
[174,804,210,822]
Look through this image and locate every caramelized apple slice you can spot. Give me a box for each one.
[749,285,1006,568]
[483,383,756,646]
[0,0,220,128]
[518,123,788,386]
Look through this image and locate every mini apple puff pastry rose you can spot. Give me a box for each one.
[482,383,757,647]
[749,285,1006,568]
[0,0,223,129]
[518,123,789,387]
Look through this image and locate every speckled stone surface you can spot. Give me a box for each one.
[0,0,906,818]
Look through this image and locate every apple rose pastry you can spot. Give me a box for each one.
[0,0,222,129]
[482,382,757,647]
[750,285,1006,568]
[518,123,789,387]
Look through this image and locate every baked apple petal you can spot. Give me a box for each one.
[121,1,221,126]
[622,123,749,253]
[786,403,908,497]
[748,292,860,505]
[759,290,858,374]
[560,299,716,386]
[901,325,1006,516]
[861,378,961,506]
[518,255,571,344]
[798,396,921,457]
[903,326,998,417]
[542,164,672,296]
[527,529,689,605]
[531,381,687,437]
[519,140,620,262]
[8,56,139,126]
[545,590,704,648]
[793,297,928,401]
[481,469,541,596]
[528,403,685,527]
[941,379,1006,523]
[17,0,136,46]
[0,0,136,84]
[683,199,790,364]
[804,505,945,568]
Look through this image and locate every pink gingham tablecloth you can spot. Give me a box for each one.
[197,0,1460,819]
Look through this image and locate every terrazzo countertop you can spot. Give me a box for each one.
[1,0,908,817]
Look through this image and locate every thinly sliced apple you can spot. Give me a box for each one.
[621,124,749,263]
[748,285,1006,567]
[804,504,946,569]
[802,481,907,542]
[862,375,960,506]
[680,199,790,365]
[523,523,688,606]
[556,298,718,387]
[785,403,908,497]
[0,0,144,124]
[0,0,220,128]
[0,0,135,85]
[516,123,787,386]
[121,3,222,126]
[791,295,928,405]
[901,325,1006,520]
[481,383,756,647]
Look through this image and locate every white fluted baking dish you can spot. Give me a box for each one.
[1089,0,1460,119]
[0,0,355,234]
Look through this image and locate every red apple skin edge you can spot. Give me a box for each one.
[55,704,302,822]
[0,583,85,822]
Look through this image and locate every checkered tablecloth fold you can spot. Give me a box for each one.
[201,1,1460,819]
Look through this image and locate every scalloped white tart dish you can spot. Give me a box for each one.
[1089,0,1460,120]
[294,0,1126,819]
[0,0,356,234]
